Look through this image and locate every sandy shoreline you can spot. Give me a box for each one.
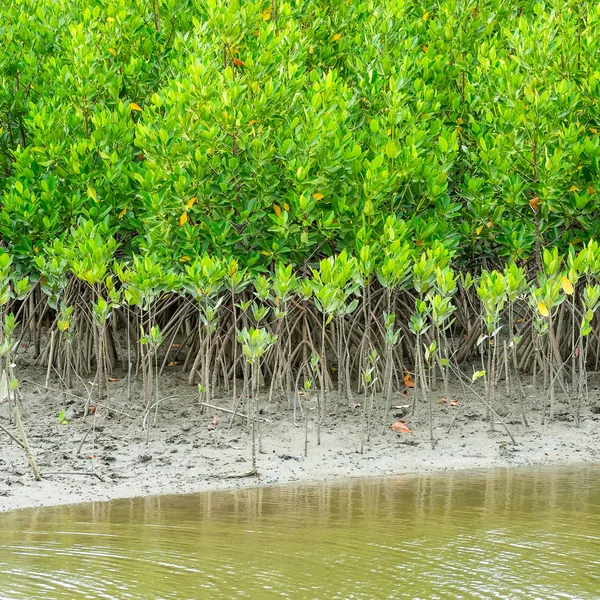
[2,369,600,513]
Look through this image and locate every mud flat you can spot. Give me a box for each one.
[2,368,600,512]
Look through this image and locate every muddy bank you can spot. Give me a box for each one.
[2,367,600,513]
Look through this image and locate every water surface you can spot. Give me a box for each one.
[1,466,599,599]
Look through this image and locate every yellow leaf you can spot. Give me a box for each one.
[118,207,127,219]
[261,251,269,256]
[107,17,115,22]
[537,301,549,317]
[248,119,257,125]
[283,202,290,211]
[274,204,282,217]
[475,225,483,235]
[108,48,117,56]
[34,246,39,253]
[179,212,188,226]
[422,11,429,20]
[179,255,191,262]
[457,117,464,125]
[187,197,196,208]
[486,220,492,228]
[569,185,579,192]
[561,276,574,295]
[588,186,595,195]
[332,33,342,41]
[87,186,97,201]
[387,129,392,135]
[312,192,324,200]
[262,8,271,20]
[591,128,598,135]
[309,47,314,55]
[130,102,143,111]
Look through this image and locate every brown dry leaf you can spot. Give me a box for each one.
[233,57,246,67]
[529,196,540,211]
[391,421,411,433]
[404,373,415,388]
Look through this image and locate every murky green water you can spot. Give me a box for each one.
[1,466,599,599]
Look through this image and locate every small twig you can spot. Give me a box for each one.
[221,467,257,479]
[201,401,270,423]
[0,421,26,450]
[14,407,41,481]
[40,470,105,482]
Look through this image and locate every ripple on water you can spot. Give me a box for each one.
[1,465,600,599]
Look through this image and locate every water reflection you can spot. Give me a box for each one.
[1,465,599,599]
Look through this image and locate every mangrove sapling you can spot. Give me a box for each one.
[141,325,163,443]
[504,263,528,426]
[356,241,376,395]
[429,269,457,397]
[184,255,226,403]
[424,340,437,449]
[578,285,600,411]
[311,259,344,437]
[225,259,249,406]
[67,221,119,405]
[365,349,379,447]
[377,237,412,427]
[237,327,277,474]
[477,270,506,428]
[409,300,431,415]
[411,250,439,410]
[381,311,401,431]
[268,264,297,404]
[533,274,567,422]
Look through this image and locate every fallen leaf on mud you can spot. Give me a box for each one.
[391,421,411,433]
[441,398,459,406]
[208,415,219,431]
[172,343,180,348]
[393,404,411,410]
[167,361,178,367]
[107,377,119,382]
[404,374,415,388]
[353,402,361,409]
